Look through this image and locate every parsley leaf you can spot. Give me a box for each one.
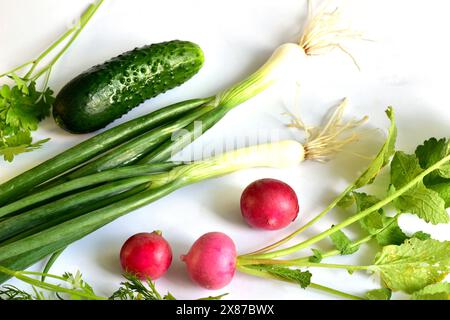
[0,285,34,300]
[365,288,392,300]
[110,273,164,300]
[329,228,359,255]
[0,130,50,162]
[411,282,450,300]
[109,273,227,300]
[62,271,96,300]
[0,78,53,162]
[390,152,449,224]
[371,238,450,293]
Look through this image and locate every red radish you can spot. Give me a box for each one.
[120,231,172,280]
[181,232,236,290]
[240,178,299,230]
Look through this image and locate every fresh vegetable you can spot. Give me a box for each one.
[0,1,104,162]
[181,232,237,290]
[411,282,450,300]
[53,40,204,133]
[234,110,450,300]
[0,163,176,219]
[0,176,153,242]
[60,104,212,180]
[240,178,299,230]
[136,1,363,164]
[120,231,173,280]
[1,112,447,301]
[0,98,207,206]
[0,267,226,300]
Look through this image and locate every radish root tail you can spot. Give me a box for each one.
[287,98,368,162]
[299,0,363,69]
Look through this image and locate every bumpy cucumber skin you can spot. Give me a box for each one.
[53,40,204,133]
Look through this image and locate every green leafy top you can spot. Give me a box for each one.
[62,271,96,300]
[353,107,397,189]
[251,265,312,289]
[354,192,407,246]
[0,285,33,300]
[411,282,450,300]
[110,273,173,300]
[415,138,450,182]
[416,137,450,207]
[308,248,323,263]
[329,228,359,255]
[390,151,449,224]
[0,268,227,301]
[371,238,450,293]
[0,79,53,162]
[365,288,392,300]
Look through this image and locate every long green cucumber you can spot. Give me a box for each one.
[53,40,204,133]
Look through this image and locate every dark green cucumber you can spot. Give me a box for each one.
[53,40,204,133]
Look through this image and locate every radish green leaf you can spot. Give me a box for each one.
[371,238,450,293]
[390,152,449,224]
[411,282,450,300]
[354,107,397,189]
[329,229,359,255]
[365,288,391,300]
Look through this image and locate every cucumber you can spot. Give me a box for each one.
[53,40,204,133]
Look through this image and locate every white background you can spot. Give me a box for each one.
[0,0,449,299]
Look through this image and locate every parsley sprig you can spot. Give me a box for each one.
[0,0,103,162]
[0,266,226,301]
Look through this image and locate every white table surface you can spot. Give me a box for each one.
[0,0,449,300]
